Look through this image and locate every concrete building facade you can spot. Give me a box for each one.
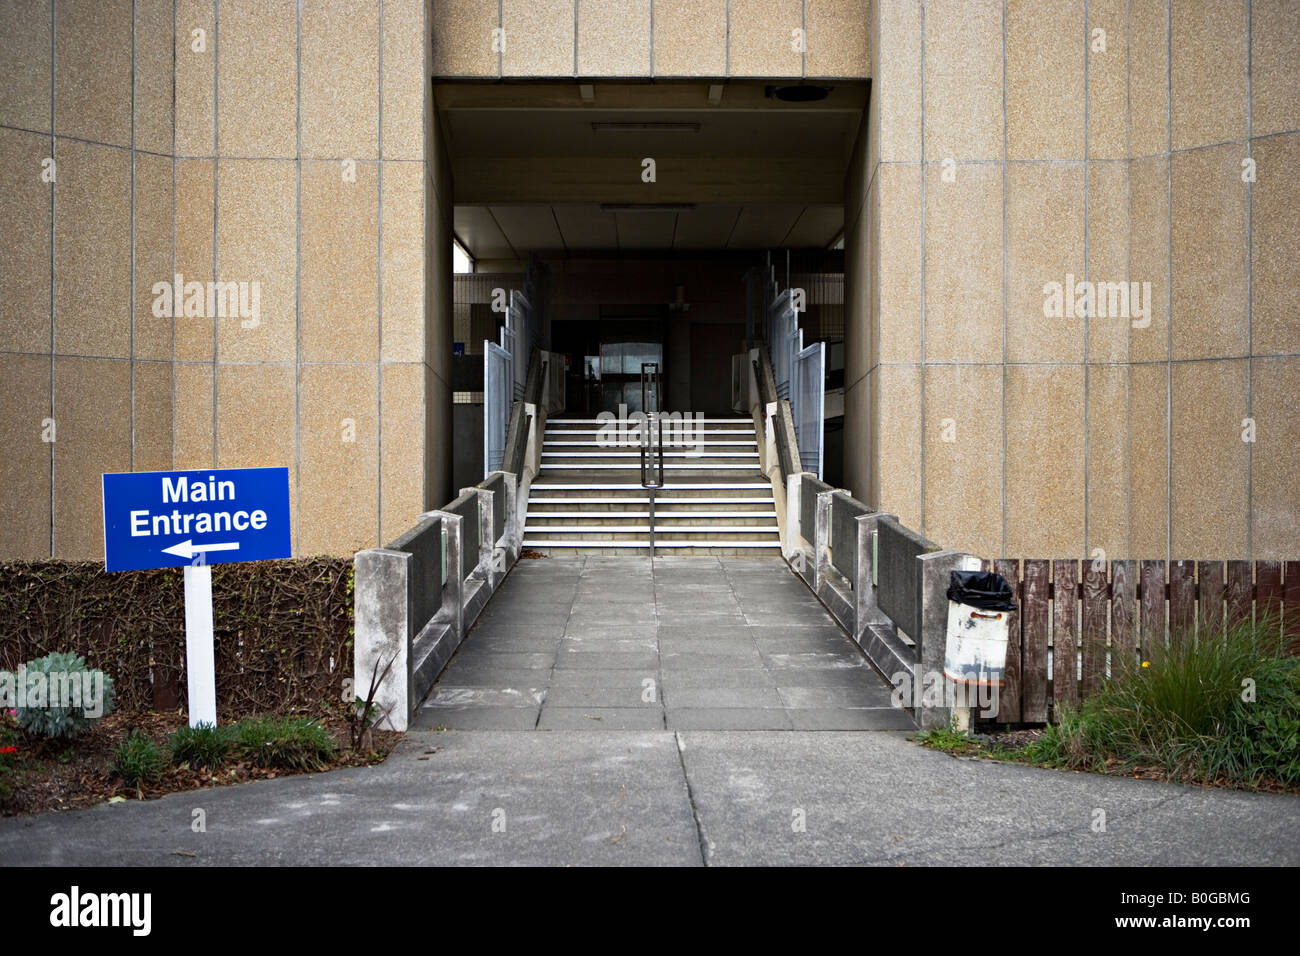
[1,0,1296,564]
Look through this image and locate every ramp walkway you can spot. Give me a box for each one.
[414,556,910,732]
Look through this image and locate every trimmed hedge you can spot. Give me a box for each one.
[0,559,353,718]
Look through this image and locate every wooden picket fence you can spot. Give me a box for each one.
[979,558,1300,724]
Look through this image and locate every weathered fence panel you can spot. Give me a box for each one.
[1052,560,1079,709]
[989,558,1022,723]
[1169,560,1195,648]
[1259,561,1283,626]
[1140,560,1166,653]
[1286,561,1300,641]
[1021,559,1050,723]
[1111,559,1137,671]
[1198,560,1224,636]
[988,559,1300,725]
[1080,561,1107,698]
[1226,560,1253,628]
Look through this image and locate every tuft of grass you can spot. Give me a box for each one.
[1025,614,1300,788]
[915,724,982,756]
[111,730,167,787]
[168,723,232,770]
[232,716,336,771]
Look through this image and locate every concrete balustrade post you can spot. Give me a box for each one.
[352,548,414,732]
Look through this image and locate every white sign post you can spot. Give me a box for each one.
[102,467,292,730]
[182,563,218,728]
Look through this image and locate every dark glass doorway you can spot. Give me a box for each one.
[598,341,663,413]
[553,317,667,415]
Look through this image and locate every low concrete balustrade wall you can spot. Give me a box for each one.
[786,479,981,730]
[353,471,521,731]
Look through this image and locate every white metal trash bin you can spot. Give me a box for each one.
[942,570,1017,687]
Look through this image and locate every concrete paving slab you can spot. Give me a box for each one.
[465,622,568,640]
[667,708,794,730]
[776,685,897,709]
[412,704,542,730]
[658,668,775,689]
[444,650,557,670]
[544,686,659,709]
[663,687,783,709]
[554,650,661,670]
[558,637,658,654]
[786,708,919,731]
[537,708,666,730]
[424,687,547,707]
[549,668,662,688]
[761,651,872,671]
[563,624,660,640]
[430,668,555,688]
[673,731,1300,866]
[661,650,767,669]
[657,637,760,655]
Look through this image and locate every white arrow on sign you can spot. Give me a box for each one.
[162,540,241,560]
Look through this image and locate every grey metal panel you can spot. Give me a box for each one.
[386,515,444,632]
[447,492,481,573]
[799,474,833,541]
[830,493,871,582]
[876,516,938,643]
[484,341,510,475]
[481,472,507,545]
[508,289,532,400]
[793,339,825,477]
[504,407,531,478]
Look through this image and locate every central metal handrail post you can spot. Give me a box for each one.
[640,363,664,554]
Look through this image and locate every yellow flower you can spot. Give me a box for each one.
[1141,661,1150,668]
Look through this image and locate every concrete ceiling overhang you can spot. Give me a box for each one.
[437,82,864,256]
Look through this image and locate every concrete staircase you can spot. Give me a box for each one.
[523,416,781,556]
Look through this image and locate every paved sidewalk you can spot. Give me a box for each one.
[3,728,1297,866]
[4,556,1297,866]
[415,556,913,732]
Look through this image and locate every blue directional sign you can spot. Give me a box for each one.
[102,467,292,572]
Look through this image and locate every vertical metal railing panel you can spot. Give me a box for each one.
[484,341,511,476]
[508,290,532,401]
[758,251,827,481]
[768,290,796,401]
[793,340,824,478]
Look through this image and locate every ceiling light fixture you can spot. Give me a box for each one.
[590,122,701,132]
[600,203,695,213]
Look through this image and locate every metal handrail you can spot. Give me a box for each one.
[639,363,665,552]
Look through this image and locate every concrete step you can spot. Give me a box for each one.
[526,511,775,519]
[529,483,772,491]
[538,465,759,473]
[525,413,779,555]
[522,541,782,551]
[540,451,760,459]
[544,418,754,425]
[522,528,774,535]
[525,502,769,509]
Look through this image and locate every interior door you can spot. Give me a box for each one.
[690,322,743,415]
[599,341,663,413]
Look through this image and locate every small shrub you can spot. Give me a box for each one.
[233,716,335,771]
[1026,615,1300,788]
[111,730,166,786]
[168,723,232,770]
[12,652,115,739]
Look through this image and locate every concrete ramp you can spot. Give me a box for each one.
[414,556,911,732]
